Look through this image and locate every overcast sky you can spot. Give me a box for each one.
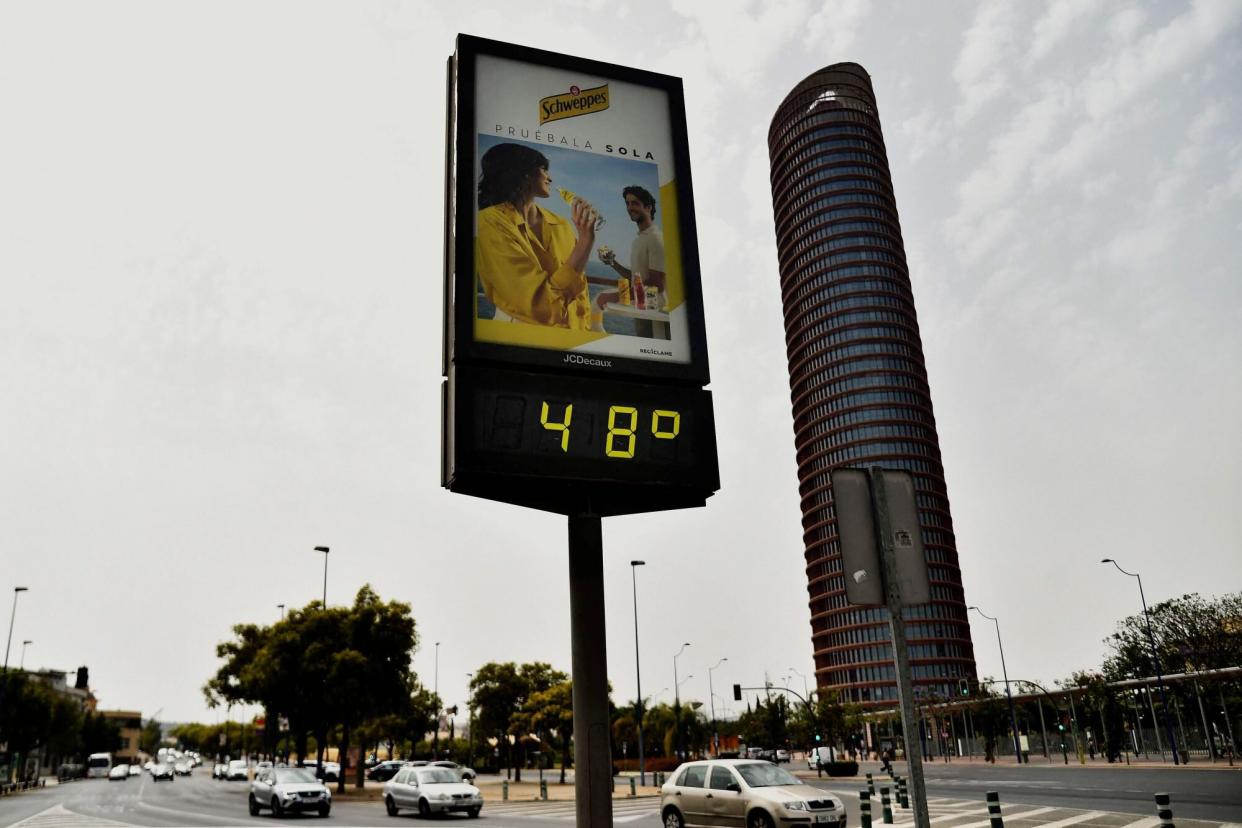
[2,1,1240,729]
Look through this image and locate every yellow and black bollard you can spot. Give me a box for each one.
[1155,792,1174,828]
[987,791,1003,828]
[860,790,873,828]
[881,786,893,824]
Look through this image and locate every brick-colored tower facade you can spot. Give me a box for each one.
[768,64,977,706]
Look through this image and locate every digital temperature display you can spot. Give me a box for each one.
[446,367,718,513]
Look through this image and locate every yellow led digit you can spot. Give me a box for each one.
[605,405,638,459]
[540,400,572,452]
[652,409,681,439]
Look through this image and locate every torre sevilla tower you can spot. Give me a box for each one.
[768,64,978,706]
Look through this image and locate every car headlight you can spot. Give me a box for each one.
[783,801,807,810]
[437,792,451,801]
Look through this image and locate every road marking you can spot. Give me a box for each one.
[8,804,132,827]
[1030,810,1107,828]
[1114,818,1160,828]
[919,805,1062,828]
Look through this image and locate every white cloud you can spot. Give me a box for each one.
[802,0,870,57]
[1027,0,1106,64]
[953,0,1017,125]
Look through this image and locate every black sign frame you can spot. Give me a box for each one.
[446,34,712,387]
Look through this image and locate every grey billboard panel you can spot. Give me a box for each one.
[831,468,885,606]
[830,467,932,607]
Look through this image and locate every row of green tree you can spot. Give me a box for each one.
[0,673,123,771]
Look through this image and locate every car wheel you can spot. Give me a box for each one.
[317,803,330,818]
[249,794,261,816]
[466,806,480,818]
[418,798,431,818]
[663,807,686,828]
[272,797,283,818]
[748,811,775,828]
[385,796,399,817]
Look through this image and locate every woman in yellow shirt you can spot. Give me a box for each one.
[476,143,598,329]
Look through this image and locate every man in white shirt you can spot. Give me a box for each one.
[596,186,666,328]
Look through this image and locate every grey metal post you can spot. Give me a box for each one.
[1068,692,1083,764]
[569,515,612,827]
[630,560,647,786]
[1193,680,1214,761]
[1035,693,1049,760]
[1146,687,1166,760]
[869,467,930,828]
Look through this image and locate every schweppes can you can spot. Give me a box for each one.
[539,84,609,125]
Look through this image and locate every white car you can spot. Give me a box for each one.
[249,766,331,818]
[430,760,477,782]
[384,765,482,819]
[660,759,845,828]
[775,749,790,763]
[108,764,130,781]
[226,759,250,781]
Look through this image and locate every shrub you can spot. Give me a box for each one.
[822,760,858,777]
[613,756,682,773]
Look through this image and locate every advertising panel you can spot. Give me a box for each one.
[450,36,709,384]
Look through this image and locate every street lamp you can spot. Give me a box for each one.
[277,604,285,621]
[314,547,329,608]
[20,641,31,671]
[969,606,1022,764]
[630,560,647,785]
[788,667,810,701]
[3,587,29,673]
[708,658,727,757]
[673,643,690,760]
[433,642,441,759]
[1101,558,1181,764]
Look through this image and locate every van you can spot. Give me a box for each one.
[808,746,838,767]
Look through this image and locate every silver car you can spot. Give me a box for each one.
[660,759,846,828]
[249,766,332,818]
[383,765,482,819]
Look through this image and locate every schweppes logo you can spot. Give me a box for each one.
[539,84,609,125]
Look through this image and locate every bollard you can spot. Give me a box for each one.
[1155,792,1174,828]
[866,772,875,795]
[860,790,873,828]
[630,776,636,797]
[987,791,1003,828]
[881,786,893,824]
[502,780,509,801]
[611,776,615,793]
[540,778,548,800]
[896,776,908,808]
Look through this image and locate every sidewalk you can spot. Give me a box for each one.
[331,776,661,802]
[791,753,1241,777]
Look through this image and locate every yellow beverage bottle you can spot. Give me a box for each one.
[617,274,630,305]
[558,188,605,229]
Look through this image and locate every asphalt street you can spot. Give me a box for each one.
[0,762,1237,828]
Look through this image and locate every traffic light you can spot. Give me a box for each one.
[814,734,822,743]
[733,684,742,701]
[959,678,970,696]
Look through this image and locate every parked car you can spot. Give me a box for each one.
[108,764,130,781]
[430,760,477,782]
[128,764,142,777]
[774,749,790,764]
[143,761,154,772]
[212,762,227,780]
[248,766,331,818]
[383,765,483,819]
[151,763,175,782]
[659,759,845,828]
[173,760,192,776]
[226,759,250,781]
[367,760,406,782]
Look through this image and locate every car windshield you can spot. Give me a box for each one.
[274,768,317,784]
[736,763,801,787]
[416,768,461,785]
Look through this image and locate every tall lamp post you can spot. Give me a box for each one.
[314,546,329,608]
[433,641,441,759]
[20,641,31,671]
[630,560,647,785]
[1101,558,1181,764]
[673,642,690,760]
[969,606,1022,763]
[277,604,285,621]
[707,657,727,757]
[3,587,28,674]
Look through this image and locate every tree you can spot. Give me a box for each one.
[468,662,567,781]
[139,717,163,756]
[523,681,573,782]
[1103,592,1242,680]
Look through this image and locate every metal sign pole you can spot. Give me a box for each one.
[868,467,931,828]
[568,514,613,827]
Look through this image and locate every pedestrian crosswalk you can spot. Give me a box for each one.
[479,796,658,822]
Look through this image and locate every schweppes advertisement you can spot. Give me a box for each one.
[472,52,694,366]
[539,84,609,125]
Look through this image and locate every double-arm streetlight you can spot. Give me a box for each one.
[1101,558,1181,764]
[314,547,329,607]
[969,606,1022,763]
[707,658,727,757]
[630,560,647,785]
[673,643,690,760]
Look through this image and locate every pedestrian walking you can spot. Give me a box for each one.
[1087,738,1096,761]
[879,748,893,773]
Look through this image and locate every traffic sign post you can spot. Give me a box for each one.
[831,466,932,828]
